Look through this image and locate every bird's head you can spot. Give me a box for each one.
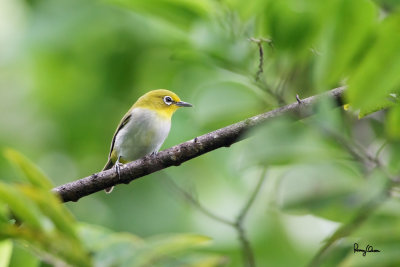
[133,89,192,118]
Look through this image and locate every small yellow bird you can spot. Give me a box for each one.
[103,89,192,193]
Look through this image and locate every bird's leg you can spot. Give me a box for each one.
[115,155,123,179]
[296,94,303,104]
[150,151,158,158]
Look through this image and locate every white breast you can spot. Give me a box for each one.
[113,108,171,162]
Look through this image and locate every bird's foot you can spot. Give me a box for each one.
[115,155,124,179]
[296,94,303,104]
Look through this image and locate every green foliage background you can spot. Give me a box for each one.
[1,0,400,266]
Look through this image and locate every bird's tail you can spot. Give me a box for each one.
[103,158,114,194]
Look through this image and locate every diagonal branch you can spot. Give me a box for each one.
[52,87,346,202]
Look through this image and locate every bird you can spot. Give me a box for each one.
[102,89,192,193]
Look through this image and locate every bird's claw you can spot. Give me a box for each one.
[296,94,303,104]
[115,156,123,179]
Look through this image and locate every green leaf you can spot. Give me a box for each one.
[347,13,400,109]
[79,224,213,267]
[134,234,212,266]
[358,94,398,118]
[0,183,43,230]
[0,203,9,224]
[0,240,12,267]
[263,0,328,56]
[3,149,53,190]
[386,104,400,139]
[180,254,228,267]
[194,81,264,129]
[373,0,400,12]
[277,162,365,222]
[0,224,91,267]
[314,0,376,89]
[0,181,90,266]
[107,0,215,29]
[18,186,77,238]
[78,223,143,266]
[242,117,348,166]
[8,243,40,267]
[338,198,400,266]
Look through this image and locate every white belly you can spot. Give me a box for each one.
[113,108,171,162]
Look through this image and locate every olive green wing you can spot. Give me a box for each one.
[102,112,132,171]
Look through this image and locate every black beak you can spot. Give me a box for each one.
[175,101,193,107]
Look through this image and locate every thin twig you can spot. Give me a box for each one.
[249,36,287,105]
[375,141,388,159]
[236,168,267,225]
[163,169,267,267]
[249,37,272,82]
[234,168,267,267]
[255,42,264,81]
[162,174,235,227]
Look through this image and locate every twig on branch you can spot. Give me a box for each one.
[52,87,346,202]
[249,37,272,82]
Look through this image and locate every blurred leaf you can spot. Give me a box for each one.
[242,117,348,166]
[314,0,376,89]
[0,150,91,267]
[341,244,400,267]
[0,182,43,230]
[388,142,400,173]
[386,104,400,139]
[226,0,268,20]
[338,198,400,266]
[78,223,143,267]
[195,81,264,129]
[263,0,328,56]
[373,0,400,12]
[18,186,77,237]
[277,162,365,222]
[3,149,53,190]
[0,224,91,267]
[180,254,228,267]
[79,224,215,267]
[107,0,215,29]
[8,243,40,267]
[0,203,8,224]
[347,13,400,109]
[358,94,398,118]
[0,240,12,267]
[252,210,309,266]
[134,233,212,266]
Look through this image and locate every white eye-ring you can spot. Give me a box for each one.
[163,96,173,105]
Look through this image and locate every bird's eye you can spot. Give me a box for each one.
[163,96,173,105]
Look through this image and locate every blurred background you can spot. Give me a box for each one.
[1,0,400,266]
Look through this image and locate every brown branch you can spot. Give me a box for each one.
[52,87,346,202]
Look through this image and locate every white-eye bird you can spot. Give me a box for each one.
[103,89,192,193]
